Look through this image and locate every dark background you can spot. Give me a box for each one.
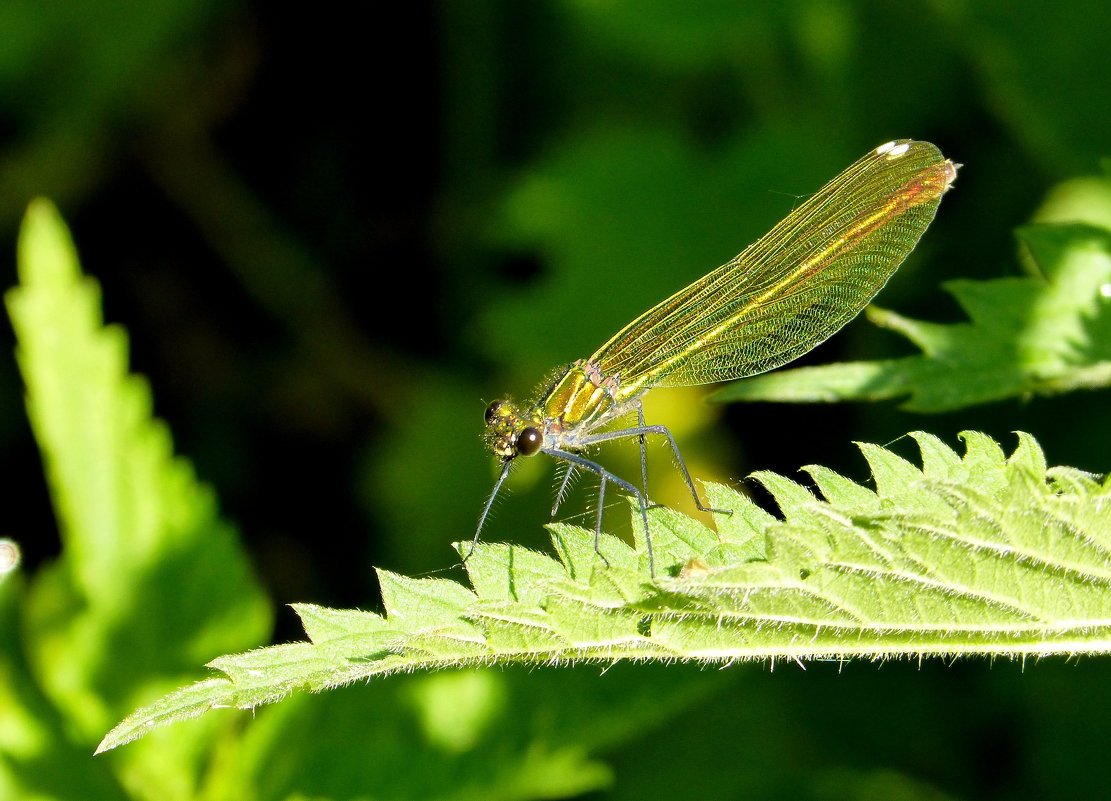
[2,2,1110,798]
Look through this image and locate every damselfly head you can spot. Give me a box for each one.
[484,399,544,459]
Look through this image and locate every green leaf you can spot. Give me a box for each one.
[99,429,1111,752]
[714,220,1111,412]
[4,200,269,771]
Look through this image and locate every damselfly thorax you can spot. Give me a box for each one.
[485,358,635,457]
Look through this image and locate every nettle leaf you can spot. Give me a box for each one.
[715,221,1111,411]
[5,200,269,766]
[99,430,1111,752]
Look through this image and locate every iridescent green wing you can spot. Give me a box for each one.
[589,140,957,395]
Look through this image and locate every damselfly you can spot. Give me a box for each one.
[477,139,958,575]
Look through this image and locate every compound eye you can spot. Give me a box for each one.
[484,401,504,425]
[515,427,542,456]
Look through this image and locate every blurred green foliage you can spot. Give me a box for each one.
[2,1,1110,799]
